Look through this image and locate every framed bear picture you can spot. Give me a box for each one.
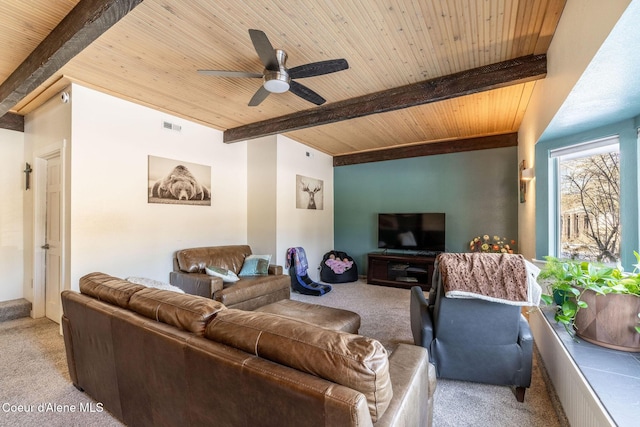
[148,155,212,206]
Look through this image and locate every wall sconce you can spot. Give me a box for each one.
[521,166,535,181]
[519,160,534,203]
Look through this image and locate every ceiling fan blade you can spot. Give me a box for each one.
[288,59,349,79]
[248,29,279,71]
[197,70,263,78]
[289,80,326,105]
[248,86,271,106]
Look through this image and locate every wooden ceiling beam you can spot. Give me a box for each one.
[224,54,546,144]
[0,113,25,132]
[0,0,143,117]
[333,133,518,166]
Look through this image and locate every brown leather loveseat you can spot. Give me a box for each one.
[169,245,290,310]
[62,272,436,427]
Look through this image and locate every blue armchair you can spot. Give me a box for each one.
[410,268,533,402]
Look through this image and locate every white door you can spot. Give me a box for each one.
[44,156,62,323]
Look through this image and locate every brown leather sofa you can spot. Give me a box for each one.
[169,245,290,310]
[62,272,436,427]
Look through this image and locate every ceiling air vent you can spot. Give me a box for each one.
[162,120,182,132]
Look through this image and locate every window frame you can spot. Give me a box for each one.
[550,137,620,262]
[535,118,640,271]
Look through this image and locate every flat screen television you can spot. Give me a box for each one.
[377,213,445,252]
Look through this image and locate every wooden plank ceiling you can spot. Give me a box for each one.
[0,0,566,162]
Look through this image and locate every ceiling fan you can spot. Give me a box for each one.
[198,29,349,107]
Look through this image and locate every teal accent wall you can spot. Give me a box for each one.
[535,117,640,269]
[334,147,519,270]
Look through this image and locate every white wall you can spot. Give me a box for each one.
[0,129,25,301]
[517,0,632,259]
[24,90,72,306]
[276,135,334,281]
[246,134,334,275]
[19,83,333,299]
[68,84,247,288]
[247,136,278,259]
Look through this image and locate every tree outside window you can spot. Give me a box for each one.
[557,141,620,263]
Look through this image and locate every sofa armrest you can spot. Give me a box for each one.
[375,344,434,427]
[410,286,434,349]
[169,271,223,298]
[518,314,534,387]
[214,275,290,310]
[61,314,80,390]
[268,264,283,275]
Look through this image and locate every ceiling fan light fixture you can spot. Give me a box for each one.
[199,31,347,105]
[263,69,290,93]
[264,77,290,93]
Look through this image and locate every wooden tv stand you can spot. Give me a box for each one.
[367,252,437,291]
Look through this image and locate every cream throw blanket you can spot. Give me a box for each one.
[437,253,541,306]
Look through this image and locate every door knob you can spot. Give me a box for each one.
[41,244,50,250]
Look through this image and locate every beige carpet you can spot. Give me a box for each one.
[292,279,569,427]
[0,316,124,426]
[0,279,567,426]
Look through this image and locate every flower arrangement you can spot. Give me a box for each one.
[469,234,516,253]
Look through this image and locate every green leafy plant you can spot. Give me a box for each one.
[539,251,640,335]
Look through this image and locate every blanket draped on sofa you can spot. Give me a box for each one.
[436,253,541,306]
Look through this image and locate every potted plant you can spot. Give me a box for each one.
[539,252,640,352]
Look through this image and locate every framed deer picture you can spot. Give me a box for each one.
[296,175,323,210]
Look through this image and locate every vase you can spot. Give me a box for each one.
[574,290,640,352]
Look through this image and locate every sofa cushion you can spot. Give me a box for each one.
[255,299,361,334]
[80,272,146,308]
[213,275,290,308]
[205,309,392,422]
[175,245,251,274]
[129,288,226,336]
[238,256,270,277]
[205,266,239,283]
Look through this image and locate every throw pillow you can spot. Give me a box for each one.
[205,265,239,283]
[239,254,271,277]
[247,254,272,263]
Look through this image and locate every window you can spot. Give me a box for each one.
[550,136,620,263]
